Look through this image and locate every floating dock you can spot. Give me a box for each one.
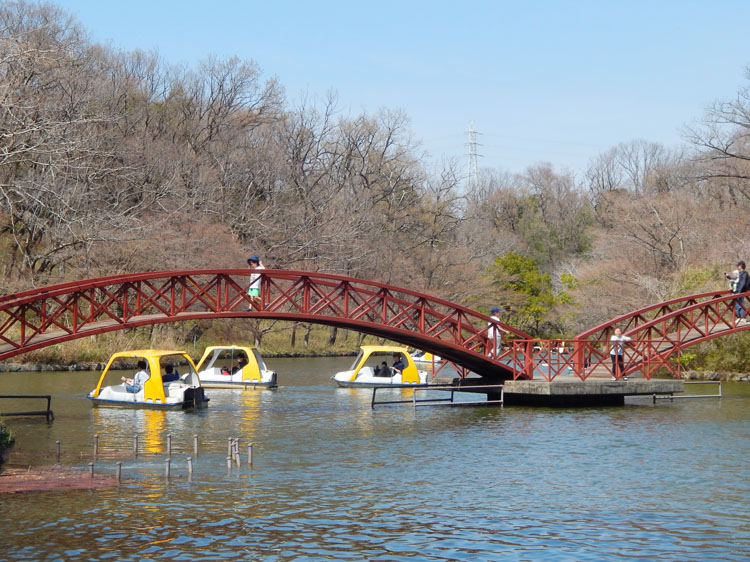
[500,378,685,406]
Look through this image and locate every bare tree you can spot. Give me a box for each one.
[685,69,750,204]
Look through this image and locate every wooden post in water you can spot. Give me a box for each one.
[93,434,99,458]
[133,435,139,457]
[248,442,253,466]
[187,456,193,479]
[116,462,122,484]
[226,456,232,475]
[55,440,60,463]
[166,434,172,457]
[165,458,171,479]
[88,462,94,478]
[193,434,199,457]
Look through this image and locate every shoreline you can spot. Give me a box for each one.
[681,370,750,382]
[0,350,358,373]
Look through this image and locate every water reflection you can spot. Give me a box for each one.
[0,366,749,561]
[239,387,262,442]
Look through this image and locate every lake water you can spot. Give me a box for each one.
[1,356,749,561]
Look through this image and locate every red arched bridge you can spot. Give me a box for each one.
[0,270,746,382]
[0,269,527,378]
[510,289,749,381]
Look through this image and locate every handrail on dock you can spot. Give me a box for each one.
[652,380,722,403]
[0,394,55,421]
[371,384,504,409]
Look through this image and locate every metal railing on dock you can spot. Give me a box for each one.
[0,394,55,421]
[371,384,504,409]
[652,381,722,403]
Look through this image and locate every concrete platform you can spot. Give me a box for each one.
[502,377,684,406]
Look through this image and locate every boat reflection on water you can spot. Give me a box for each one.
[239,388,262,442]
[90,403,197,455]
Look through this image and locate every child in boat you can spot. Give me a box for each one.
[374,361,391,377]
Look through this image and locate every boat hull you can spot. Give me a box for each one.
[87,385,209,410]
[333,379,428,388]
[87,396,207,410]
[198,368,277,389]
[201,380,276,389]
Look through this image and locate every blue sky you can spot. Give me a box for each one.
[58,0,750,177]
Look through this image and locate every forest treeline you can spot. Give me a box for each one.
[2,2,750,368]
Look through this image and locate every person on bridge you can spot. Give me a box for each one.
[246,256,265,310]
[488,306,503,358]
[726,261,749,325]
[609,328,632,381]
[121,360,149,393]
[725,269,739,292]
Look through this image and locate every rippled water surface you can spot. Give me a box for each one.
[1,357,749,561]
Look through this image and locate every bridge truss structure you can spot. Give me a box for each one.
[0,270,528,378]
[1,272,746,383]
[509,290,748,381]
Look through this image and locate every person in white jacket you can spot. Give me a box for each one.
[246,256,265,310]
[488,306,503,358]
[609,328,632,381]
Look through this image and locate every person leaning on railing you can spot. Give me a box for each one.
[609,328,632,381]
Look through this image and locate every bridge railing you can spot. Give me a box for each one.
[508,337,688,382]
[574,290,738,350]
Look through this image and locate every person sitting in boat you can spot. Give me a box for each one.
[374,361,391,377]
[392,354,406,374]
[121,360,149,393]
[231,354,248,375]
[162,363,179,383]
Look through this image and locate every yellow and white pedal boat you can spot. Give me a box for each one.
[332,345,428,387]
[87,349,208,410]
[195,345,277,388]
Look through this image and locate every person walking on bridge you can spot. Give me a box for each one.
[488,307,503,358]
[246,256,265,310]
[609,328,632,381]
[726,261,749,326]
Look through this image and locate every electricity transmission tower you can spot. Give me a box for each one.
[465,121,482,189]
